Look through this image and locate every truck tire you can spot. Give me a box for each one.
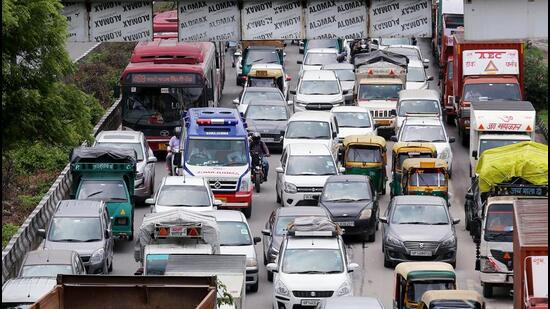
[249,281,259,293]
[461,128,469,147]
[445,113,455,125]
[483,284,494,298]
[267,270,274,282]
[276,190,281,204]
[242,205,252,219]
[383,252,393,268]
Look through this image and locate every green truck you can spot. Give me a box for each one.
[70,146,137,240]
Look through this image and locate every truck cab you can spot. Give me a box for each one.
[70,146,136,241]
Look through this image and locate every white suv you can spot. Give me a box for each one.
[267,218,358,309]
[291,70,347,112]
[276,143,342,207]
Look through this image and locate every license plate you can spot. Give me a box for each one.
[257,70,267,76]
[303,194,319,200]
[376,119,391,126]
[336,221,355,227]
[170,226,185,237]
[301,299,320,306]
[263,138,275,143]
[410,250,432,257]
[157,143,167,151]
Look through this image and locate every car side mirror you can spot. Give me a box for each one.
[172,152,182,167]
[472,150,478,158]
[253,237,262,244]
[145,198,155,205]
[390,110,397,116]
[286,75,292,81]
[427,76,434,81]
[290,90,296,95]
[232,98,240,105]
[213,199,223,207]
[297,60,303,64]
[38,228,46,238]
[287,100,293,106]
[234,51,241,57]
[283,52,287,57]
[276,167,284,173]
[261,229,271,236]
[148,156,157,163]
[339,167,346,173]
[134,267,144,276]
[104,229,111,239]
[390,136,398,142]
[373,123,380,129]
[342,89,349,95]
[452,218,461,225]
[378,216,388,224]
[113,85,120,98]
[266,263,278,273]
[348,262,359,273]
[448,137,456,143]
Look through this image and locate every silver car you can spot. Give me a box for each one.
[39,200,115,274]
[94,130,157,201]
[321,63,355,105]
[18,249,86,278]
[2,277,57,308]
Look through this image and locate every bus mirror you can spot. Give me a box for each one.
[113,85,120,98]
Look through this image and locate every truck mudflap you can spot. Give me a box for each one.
[215,190,252,209]
[146,136,170,152]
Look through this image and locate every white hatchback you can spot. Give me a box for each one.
[146,176,221,213]
[331,106,377,142]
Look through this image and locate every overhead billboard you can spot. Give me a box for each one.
[305,0,368,39]
[178,0,240,41]
[241,1,303,40]
[89,1,153,42]
[63,2,88,42]
[369,0,432,38]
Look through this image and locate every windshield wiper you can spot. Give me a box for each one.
[52,239,81,242]
[399,221,427,225]
[325,198,355,202]
[294,271,328,274]
[252,58,265,63]
[85,191,103,198]
[225,162,247,166]
[430,222,449,225]
[84,238,102,242]
[109,198,128,201]
[289,136,314,139]
[485,232,512,240]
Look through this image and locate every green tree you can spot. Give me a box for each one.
[524,46,548,110]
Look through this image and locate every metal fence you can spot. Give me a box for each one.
[1,99,122,284]
[537,114,548,141]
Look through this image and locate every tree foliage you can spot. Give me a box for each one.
[524,46,548,110]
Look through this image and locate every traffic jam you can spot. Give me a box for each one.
[2,1,548,309]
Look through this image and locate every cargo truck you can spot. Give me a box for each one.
[434,0,464,67]
[449,33,525,145]
[469,101,536,177]
[235,40,285,86]
[440,27,463,123]
[31,275,218,309]
[513,199,548,309]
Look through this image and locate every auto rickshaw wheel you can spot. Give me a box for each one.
[483,284,493,298]
[383,252,393,268]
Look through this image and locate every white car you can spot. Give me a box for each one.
[291,70,347,112]
[266,220,358,309]
[406,59,433,90]
[283,111,340,159]
[205,210,261,293]
[275,143,342,207]
[383,44,429,67]
[331,106,377,141]
[298,48,340,76]
[94,130,157,201]
[396,89,442,133]
[245,63,291,100]
[392,117,456,177]
[321,63,356,105]
[146,176,222,213]
[232,86,288,114]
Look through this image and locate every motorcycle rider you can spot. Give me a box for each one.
[249,132,270,181]
[166,126,182,176]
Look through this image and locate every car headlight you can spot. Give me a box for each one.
[246,257,258,268]
[439,148,451,160]
[275,279,290,297]
[239,178,250,192]
[336,281,352,296]
[385,234,402,246]
[90,248,105,264]
[295,100,307,107]
[284,182,297,194]
[359,208,372,220]
[441,235,456,247]
[136,172,144,180]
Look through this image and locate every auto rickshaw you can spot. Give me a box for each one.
[390,142,437,197]
[339,135,387,195]
[400,158,450,203]
[393,262,457,309]
[245,64,290,99]
[417,290,485,309]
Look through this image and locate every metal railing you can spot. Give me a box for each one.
[1,99,122,284]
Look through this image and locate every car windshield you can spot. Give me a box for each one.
[308,39,339,49]
[282,249,344,274]
[77,180,128,202]
[359,84,402,100]
[398,100,440,116]
[479,139,524,156]
[391,204,449,224]
[186,138,248,166]
[385,47,421,60]
[246,105,288,121]
[484,203,513,242]
[332,69,355,81]
[304,53,339,65]
[286,155,336,176]
[248,77,277,88]
[218,222,252,246]
[333,112,371,128]
[20,265,73,278]
[300,80,340,95]
[407,281,456,304]
[242,90,284,105]
[407,66,426,82]
[408,169,447,186]
[401,125,446,143]
[321,182,372,202]
[48,217,102,242]
[95,142,143,161]
[346,146,382,163]
[244,50,280,65]
[157,185,211,207]
[286,121,330,139]
[463,83,521,101]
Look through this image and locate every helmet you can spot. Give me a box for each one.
[174,126,182,136]
[251,132,261,142]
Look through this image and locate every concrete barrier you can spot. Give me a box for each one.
[1,99,122,284]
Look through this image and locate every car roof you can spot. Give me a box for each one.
[54,200,104,217]
[287,236,339,249]
[331,106,369,113]
[287,143,331,156]
[324,297,384,309]
[392,195,447,205]
[250,63,283,70]
[244,86,282,93]
[289,111,332,122]
[1,277,57,303]
[403,117,442,126]
[203,210,246,222]
[277,206,329,217]
[247,100,287,106]
[301,70,337,80]
[306,48,339,54]
[95,130,142,143]
[23,249,75,266]
[322,63,354,70]
[326,175,370,183]
[399,89,440,101]
[162,175,206,187]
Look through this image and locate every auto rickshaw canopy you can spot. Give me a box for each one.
[343,134,386,148]
[248,64,285,79]
[392,142,437,155]
[402,158,448,171]
[476,141,548,193]
[420,290,484,307]
[395,262,455,280]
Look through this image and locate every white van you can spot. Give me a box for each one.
[283,111,339,159]
[395,89,442,134]
[291,70,346,112]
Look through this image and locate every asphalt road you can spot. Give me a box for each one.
[106,39,543,308]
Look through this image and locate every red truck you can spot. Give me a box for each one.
[513,199,548,309]
[450,33,525,145]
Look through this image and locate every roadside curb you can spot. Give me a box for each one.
[537,115,548,141]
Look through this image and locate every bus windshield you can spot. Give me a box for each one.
[186,138,248,166]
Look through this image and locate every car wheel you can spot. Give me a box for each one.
[367,231,376,243]
[450,261,456,269]
[249,281,259,293]
[276,190,281,204]
[103,262,109,274]
[108,259,113,272]
[242,205,252,219]
[445,113,455,125]
[448,164,453,179]
[483,284,493,298]
[383,252,393,268]
[267,270,274,282]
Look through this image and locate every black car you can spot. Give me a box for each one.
[319,175,379,242]
[244,100,292,149]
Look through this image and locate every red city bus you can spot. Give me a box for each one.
[119,39,225,152]
[153,10,178,39]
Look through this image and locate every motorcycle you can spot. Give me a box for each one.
[167,147,181,176]
[250,151,265,193]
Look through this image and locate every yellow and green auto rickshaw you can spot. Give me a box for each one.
[393,262,457,309]
[245,64,290,99]
[339,135,387,195]
[400,158,450,203]
[390,142,437,197]
[417,290,485,309]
